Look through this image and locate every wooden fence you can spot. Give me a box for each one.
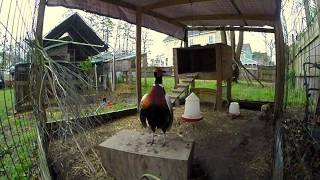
[239,65,275,82]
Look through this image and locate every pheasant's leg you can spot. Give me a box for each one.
[147,132,155,145]
[162,133,166,147]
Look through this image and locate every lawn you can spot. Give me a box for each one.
[0,88,15,117]
[0,88,38,179]
[142,77,275,102]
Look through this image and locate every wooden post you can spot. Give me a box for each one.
[274,20,285,119]
[136,10,142,108]
[216,45,223,111]
[95,64,98,91]
[112,53,116,91]
[227,78,232,102]
[173,48,179,88]
[35,0,52,178]
[184,29,188,47]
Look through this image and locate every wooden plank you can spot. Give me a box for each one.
[188,26,275,33]
[175,14,275,21]
[136,10,142,109]
[142,0,212,10]
[181,78,194,83]
[229,0,248,26]
[172,87,186,93]
[176,83,189,88]
[100,0,187,30]
[169,93,181,99]
[274,20,285,119]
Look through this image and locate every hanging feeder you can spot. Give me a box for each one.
[181,93,203,122]
[229,102,240,116]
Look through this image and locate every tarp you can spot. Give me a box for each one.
[47,0,279,40]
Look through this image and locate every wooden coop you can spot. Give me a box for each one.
[43,13,108,63]
[93,53,148,90]
[172,44,233,110]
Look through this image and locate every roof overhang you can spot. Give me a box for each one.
[46,0,281,40]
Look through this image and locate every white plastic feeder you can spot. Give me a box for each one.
[182,93,203,122]
[229,102,240,115]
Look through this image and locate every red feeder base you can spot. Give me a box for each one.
[181,115,203,122]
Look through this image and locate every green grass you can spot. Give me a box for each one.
[0,88,15,117]
[141,77,306,107]
[0,89,37,179]
[142,77,276,102]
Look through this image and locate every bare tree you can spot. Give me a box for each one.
[142,30,153,54]
[303,0,312,25]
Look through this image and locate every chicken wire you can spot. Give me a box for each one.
[0,0,51,179]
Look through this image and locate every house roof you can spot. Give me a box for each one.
[44,13,108,56]
[242,44,252,51]
[47,0,280,40]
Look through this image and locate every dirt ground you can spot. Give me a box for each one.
[49,104,273,180]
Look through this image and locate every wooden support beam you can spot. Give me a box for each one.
[175,14,275,21]
[101,0,187,29]
[229,0,248,26]
[184,29,188,47]
[142,0,212,10]
[227,78,232,102]
[188,26,275,33]
[173,49,179,88]
[274,20,285,119]
[136,10,142,108]
[216,45,223,111]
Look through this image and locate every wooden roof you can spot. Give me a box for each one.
[44,13,108,56]
[47,0,281,40]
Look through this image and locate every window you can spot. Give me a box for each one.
[208,35,214,44]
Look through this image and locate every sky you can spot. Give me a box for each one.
[0,0,309,63]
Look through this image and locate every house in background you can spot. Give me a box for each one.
[162,31,221,66]
[43,13,108,63]
[252,52,273,66]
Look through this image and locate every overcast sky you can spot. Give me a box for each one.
[0,0,308,62]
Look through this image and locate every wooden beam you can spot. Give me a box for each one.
[173,49,179,88]
[274,20,285,119]
[101,0,187,29]
[188,26,275,33]
[136,9,142,108]
[101,0,137,10]
[175,14,275,21]
[142,0,212,10]
[229,0,248,26]
[184,29,188,47]
[146,10,187,29]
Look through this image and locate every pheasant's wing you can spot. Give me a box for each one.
[139,94,149,128]
[139,108,148,128]
[165,95,173,130]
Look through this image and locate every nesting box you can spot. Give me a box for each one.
[173,44,233,110]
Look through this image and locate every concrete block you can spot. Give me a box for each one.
[98,130,194,180]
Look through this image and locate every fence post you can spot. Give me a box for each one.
[34,0,52,179]
[274,20,286,119]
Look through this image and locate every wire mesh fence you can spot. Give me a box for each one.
[0,0,50,179]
